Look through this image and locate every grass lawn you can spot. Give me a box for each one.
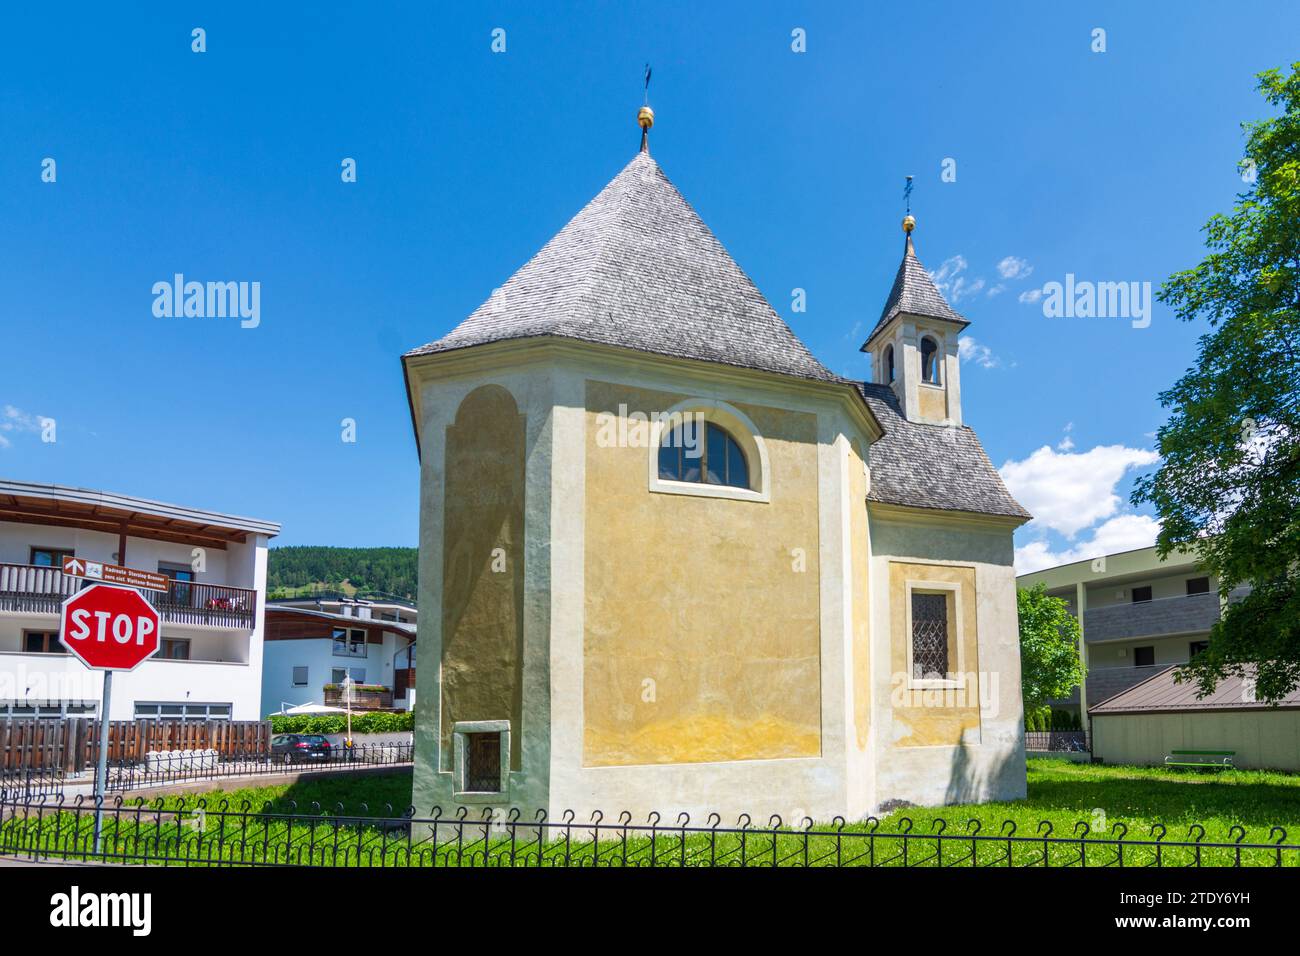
[4,760,1299,866]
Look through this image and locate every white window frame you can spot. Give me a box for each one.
[647,398,771,504]
[134,701,233,720]
[332,627,368,658]
[904,580,965,690]
[451,719,511,803]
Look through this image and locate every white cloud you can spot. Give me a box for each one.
[1057,422,1075,452]
[0,405,44,450]
[1018,288,1043,304]
[1015,514,1161,574]
[986,284,1006,297]
[997,256,1034,280]
[928,255,986,303]
[958,335,999,369]
[999,443,1160,538]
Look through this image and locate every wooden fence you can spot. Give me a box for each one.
[0,720,271,773]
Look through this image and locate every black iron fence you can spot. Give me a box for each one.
[1,796,1295,867]
[1024,731,1090,753]
[100,743,414,792]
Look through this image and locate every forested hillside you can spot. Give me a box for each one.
[267,546,418,600]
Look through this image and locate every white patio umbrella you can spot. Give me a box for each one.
[271,702,348,716]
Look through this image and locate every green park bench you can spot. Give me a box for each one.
[1164,749,1235,770]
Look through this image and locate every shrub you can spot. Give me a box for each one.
[269,711,414,735]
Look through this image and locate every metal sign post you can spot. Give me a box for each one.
[93,671,113,854]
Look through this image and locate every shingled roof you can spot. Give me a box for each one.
[1090,664,1300,715]
[406,151,838,383]
[859,382,1031,520]
[860,234,969,351]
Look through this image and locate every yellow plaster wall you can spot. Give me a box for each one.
[888,561,981,747]
[440,385,526,771]
[918,386,947,423]
[849,442,871,749]
[583,380,822,766]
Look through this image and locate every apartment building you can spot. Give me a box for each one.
[262,596,417,714]
[0,479,278,720]
[1017,544,1245,720]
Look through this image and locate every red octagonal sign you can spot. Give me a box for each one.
[60,583,162,672]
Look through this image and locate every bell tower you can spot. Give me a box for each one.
[861,215,969,426]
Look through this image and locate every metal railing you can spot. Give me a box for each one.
[1,798,1294,867]
[99,744,414,792]
[0,563,256,629]
[1024,731,1090,753]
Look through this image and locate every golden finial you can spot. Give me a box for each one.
[902,214,916,234]
[638,105,655,130]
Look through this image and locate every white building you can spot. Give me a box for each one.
[262,599,416,715]
[0,479,279,721]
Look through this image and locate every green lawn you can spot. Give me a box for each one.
[4,760,1299,866]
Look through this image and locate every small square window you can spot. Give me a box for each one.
[1189,640,1209,659]
[452,720,510,799]
[1133,646,1155,667]
[1186,577,1210,596]
[1131,586,1153,603]
[292,666,309,687]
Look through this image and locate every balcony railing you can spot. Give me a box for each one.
[0,563,256,630]
[1083,591,1221,642]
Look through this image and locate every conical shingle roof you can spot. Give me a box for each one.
[860,234,968,351]
[406,151,837,382]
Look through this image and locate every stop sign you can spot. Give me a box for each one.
[60,583,162,671]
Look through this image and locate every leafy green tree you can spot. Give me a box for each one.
[1018,584,1086,713]
[1132,64,1300,702]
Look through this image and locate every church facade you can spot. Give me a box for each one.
[402,123,1031,821]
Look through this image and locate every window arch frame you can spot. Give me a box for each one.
[883,344,895,384]
[919,335,942,385]
[648,399,771,504]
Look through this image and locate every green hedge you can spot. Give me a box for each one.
[269,711,414,735]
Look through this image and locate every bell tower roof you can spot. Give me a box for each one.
[860,219,969,352]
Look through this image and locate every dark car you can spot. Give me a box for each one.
[270,734,333,764]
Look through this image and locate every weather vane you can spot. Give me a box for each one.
[904,175,914,215]
[638,63,655,152]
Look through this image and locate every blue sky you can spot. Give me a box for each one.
[1,3,1296,568]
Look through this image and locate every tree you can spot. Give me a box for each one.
[1017,584,1086,712]
[1131,64,1300,703]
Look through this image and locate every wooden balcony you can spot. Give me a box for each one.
[323,684,394,711]
[0,563,257,630]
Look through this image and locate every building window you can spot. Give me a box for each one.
[1131,586,1153,603]
[884,344,895,384]
[1189,640,1209,659]
[1186,577,1210,595]
[30,547,74,568]
[22,631,65,654]
[465,733,502,792]
[160,638,190,660]
[658,422,749,490]
[134,702,232,720]
[910,592,950,680]
[330,667,366,685]
[452,720,510,799]
[920,336,940,384]
[159,563,196,605]
[292,666,309,687]
[332,627,368,658]
[1133,646,1155,667]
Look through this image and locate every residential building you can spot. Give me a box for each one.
[0,479,278,720]
[1017,544,1245,721]
[401,110,1031,822]
[262,602,416,714]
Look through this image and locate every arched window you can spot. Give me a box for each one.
[883,345,895,384]
[920,336,941,384]
[658,421,750,490]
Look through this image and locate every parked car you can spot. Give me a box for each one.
[270,734,333,764]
